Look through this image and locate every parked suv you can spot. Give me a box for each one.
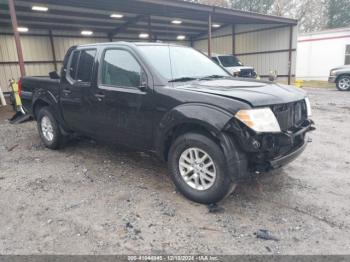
[329,65,350,91]
[20,43,314,204]
[211,54,257,78]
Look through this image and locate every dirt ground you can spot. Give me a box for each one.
[0,87,350,255]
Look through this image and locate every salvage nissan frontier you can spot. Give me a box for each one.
[20,42,315,204]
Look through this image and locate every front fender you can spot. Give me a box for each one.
[155,103,248,181]
[155,103,232,158]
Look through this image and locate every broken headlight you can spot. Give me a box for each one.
[235,108,281,133]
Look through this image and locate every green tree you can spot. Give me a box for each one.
[326,0,350,28]
[185,0,349,31]
[230,0,274,14]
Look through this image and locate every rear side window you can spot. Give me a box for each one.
[101,49,142,88]
[77,49,96,82]
[68,51,80,80]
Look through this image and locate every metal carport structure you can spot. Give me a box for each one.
[0,0,298,91]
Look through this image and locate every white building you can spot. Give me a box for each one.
[296,27,350,81]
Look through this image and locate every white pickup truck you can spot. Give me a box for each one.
[211,54,257,78]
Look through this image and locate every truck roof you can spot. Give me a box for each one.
[77,41,185,49]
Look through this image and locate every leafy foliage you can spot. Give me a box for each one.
[326,0,350,29]
[185,0,350,32]
[231,0,274,14]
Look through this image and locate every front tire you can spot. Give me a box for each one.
[336,75,350,91]
[168,133,236,204]
[37,107,63,149]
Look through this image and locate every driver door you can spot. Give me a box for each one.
[89,47,154,149]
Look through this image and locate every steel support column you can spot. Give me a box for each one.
[8,0,26,77]
[208,13,212,57]
[232,24,235,55]
[287,25,293,85]
[148,15,152,42]
[49,29,57,72]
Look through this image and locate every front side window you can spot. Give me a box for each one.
[345,45,350,65]
[77,49,96,82]
[138,45,229,81]
[101,49,142,88]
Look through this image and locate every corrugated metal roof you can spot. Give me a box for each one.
[0,0,297,41]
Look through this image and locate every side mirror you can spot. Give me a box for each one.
[139,71,148,91]
[49,71,60,79]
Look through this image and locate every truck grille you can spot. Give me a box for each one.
[271,100,307,131]
[239,69,255,78]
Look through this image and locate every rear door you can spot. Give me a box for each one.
[60,48,97,134]
[89,47,154,149]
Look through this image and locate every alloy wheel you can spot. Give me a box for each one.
[178,147,216,191]
[338,77,350,90]
[41,116,54,141]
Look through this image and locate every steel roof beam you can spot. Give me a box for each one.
[108,15,147,38]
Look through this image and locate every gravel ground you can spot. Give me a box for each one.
[0,87,350,255]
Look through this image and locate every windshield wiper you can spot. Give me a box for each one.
[169,75,226,83]
[168,77,198,83]
[199,75,226,80]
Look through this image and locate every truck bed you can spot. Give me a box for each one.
[21,76,60,113]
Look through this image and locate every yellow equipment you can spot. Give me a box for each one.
[9,79,31,124]
[10,80,22,108]
[295,79,304,88]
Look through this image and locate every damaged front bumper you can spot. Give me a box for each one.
[226,119,315,173]
[267,121,315,169]
[269,131,310,169]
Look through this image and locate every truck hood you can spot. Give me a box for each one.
[174,79,307,107]
[331,65,350,71]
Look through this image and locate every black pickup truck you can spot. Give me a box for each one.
[20,42,314,204]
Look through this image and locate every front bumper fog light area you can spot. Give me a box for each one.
[235,108,281,133]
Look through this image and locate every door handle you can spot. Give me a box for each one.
[62,89,72,95]
[94,93,105,101]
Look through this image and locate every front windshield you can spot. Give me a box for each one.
[137,45,229,81]
[218,55,243,67]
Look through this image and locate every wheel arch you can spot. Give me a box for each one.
[155,103,248,181]
[32,90,69,133]
[32,99,50,119]
[31,88,58,118]
[155,103,233,162]
[336,73,350,82]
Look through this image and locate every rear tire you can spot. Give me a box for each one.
[37,107,64,149]
[168,133,236,204]
[336,75,350,91]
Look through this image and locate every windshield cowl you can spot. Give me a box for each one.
[168,75,228,83]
